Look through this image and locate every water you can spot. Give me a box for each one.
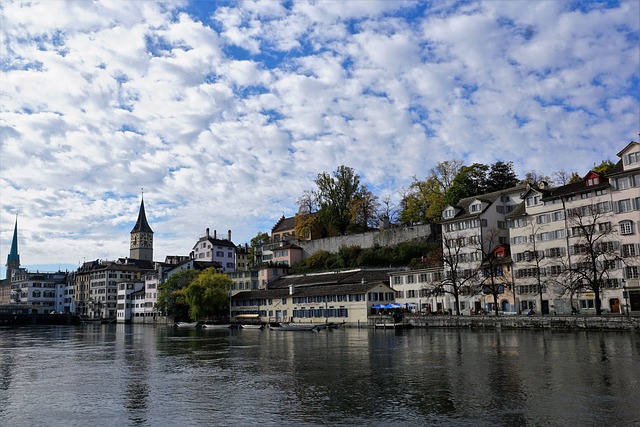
[0,325,638,426]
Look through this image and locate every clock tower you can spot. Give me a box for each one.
[130,195,154,261]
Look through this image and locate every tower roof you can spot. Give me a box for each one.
[6,215,20,268]
[131,198,153,234]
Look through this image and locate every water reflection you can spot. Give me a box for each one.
[0,325,638,426]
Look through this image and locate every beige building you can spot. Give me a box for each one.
[508,141,639,315]
[231,269,395,325]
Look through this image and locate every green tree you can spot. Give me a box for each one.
[444,163,489,206]
[156,269,199,321]
[314,165,361,235]
[592,160,615,175]
[486,161,519,193]
[183,268,233,321]
[399,160,463,224]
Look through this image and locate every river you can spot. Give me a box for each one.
[0,325,638,426]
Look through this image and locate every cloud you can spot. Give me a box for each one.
[1,0,638,273]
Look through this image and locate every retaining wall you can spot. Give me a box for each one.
[407,315,640,331]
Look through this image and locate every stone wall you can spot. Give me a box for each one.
[406,314,640,331]
[297,223,437,258]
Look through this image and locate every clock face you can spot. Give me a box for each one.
[131,235,138,246]
[141,234,152,248]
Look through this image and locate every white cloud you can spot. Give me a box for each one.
[1,0,638,273]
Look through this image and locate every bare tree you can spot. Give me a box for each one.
[477,228,513,316]
[563,202,621,315]
[425,233,479,315]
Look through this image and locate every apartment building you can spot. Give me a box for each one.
[508,142,639,315]
[388,267,443,313]
[440,185,525,314]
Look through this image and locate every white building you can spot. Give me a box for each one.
[440,186,524,314]
[190,228,237,273]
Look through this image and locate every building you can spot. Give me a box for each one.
[231,269,396,325]
[190,228,237,273]
[10,269,69,314]
[440,185,525,314]
[0,216,21,304]
[507,141,639,315]
[130,196,154,262]
[389,267,443,313]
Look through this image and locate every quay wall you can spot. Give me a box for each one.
[407,315,640,331]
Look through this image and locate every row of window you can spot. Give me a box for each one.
[292,308,349,318]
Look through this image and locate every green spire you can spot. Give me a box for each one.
[6,215,20,270]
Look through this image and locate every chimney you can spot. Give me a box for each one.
[214,230,217,239]
[228,230,232,241]
[289,284,295,295]
[206,228,210,238]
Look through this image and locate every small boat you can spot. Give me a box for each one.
[175,321,199,328]
[239,324,264,330]
[374,322,413,329]
[269,323,320,331]
[202,323,232,329]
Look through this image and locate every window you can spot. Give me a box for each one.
[626,152,639,165]
[595,189,607,196]
[444,209,455,218]
[617,199,632,213]
[615,177,630,190]
[598,222,611,232]
[526,195,540,207]
[581,192,591,199]
[625,266,639,279]
[619,221,634,235]
[406,275,415,284]
[586,177,599,186]
[470,203,481,213]
[622,244,637,257]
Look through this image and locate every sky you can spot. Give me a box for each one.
[1,0,639,277]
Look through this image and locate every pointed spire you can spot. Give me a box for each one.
[6,214,20,270]
[131,194,153,234]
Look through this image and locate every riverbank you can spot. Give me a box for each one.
[405,314,640,331]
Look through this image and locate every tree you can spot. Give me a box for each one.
[552,169,579,186]
[426,234,479,315]
[379,194,399,225]
[348,184,380,232]
[156,269,199,321]
[592,160,615,175]
[444,163,490,206]
[477,228,513,316]
[399,160,463,224]
[486,161,519,193]
[183,268,233,321]
[521,170,553,186]
[562,202,620,315]
[314,165,361,235]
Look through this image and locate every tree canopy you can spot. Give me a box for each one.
[156,269,199,321]
[183,268,232,321]
[313,165,365,235]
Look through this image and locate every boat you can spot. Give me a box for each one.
[269,323,320,331]
[374,322,413,329]
[239,324,264,330]
[201,323,232,329]
[175,321,200,328]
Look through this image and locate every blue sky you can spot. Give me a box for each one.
[1,0,638,277]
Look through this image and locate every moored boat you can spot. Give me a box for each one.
[175,321,200,328]
[202,323,232,329]
[269,323,320,331]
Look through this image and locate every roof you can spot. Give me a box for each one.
[268,268,392,289]
[232,274,391,301]
[272,215,297,233]
[193,236,236,249]
[442,185,527,224]
[543,171,608,200]
[131,198,153,234]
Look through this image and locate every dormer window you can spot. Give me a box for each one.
[444,208,455,218]
[587,177,600,186]
[470,203,482,213]
[526,195,541,207]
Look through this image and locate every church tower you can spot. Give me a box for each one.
[5,215,21,281]
[130,195,154,261]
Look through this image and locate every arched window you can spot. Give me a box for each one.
[619,221,634,235]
